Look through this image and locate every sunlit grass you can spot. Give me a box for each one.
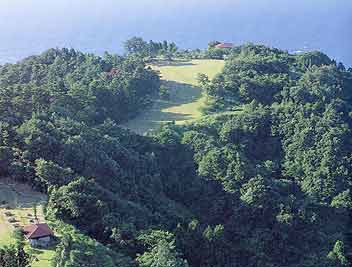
[0,212,13,246]
[123,59,225,134]
[31,248,56,267]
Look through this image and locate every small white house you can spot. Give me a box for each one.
[23,223,54,248]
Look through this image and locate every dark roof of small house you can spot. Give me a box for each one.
[215,43,234,49]
[23,223,54,239]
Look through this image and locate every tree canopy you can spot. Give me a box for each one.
[0,44,351,266]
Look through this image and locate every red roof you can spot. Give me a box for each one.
[215,43,234,49]
[23,223,54,239]
[108,68,121,77]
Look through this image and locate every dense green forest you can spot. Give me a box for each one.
[0,44,351,266]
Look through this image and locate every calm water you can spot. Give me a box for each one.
[0,0,351,66]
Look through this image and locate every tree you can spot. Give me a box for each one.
[1,43,351,267]
[167,42,178,60]
[52,224,133,267]
[205,48,226,59]
[0,146,12,176]
[337,62,346,71]
[196,73,209,87]
[240,175,272,209]
[35,159,74,187]
[327,240,350,267]
[162,40,169,52]
[331,190,352,210]
[159,85,171,100]
[208,41,221,49]
[12,229,26,247]
[137,231,188,267]
[137,239,188,267]
[148,40,160,57]
[296,51,332,70]
[33,202,38,222]
[0,244,32,267]
[124,37,149,56]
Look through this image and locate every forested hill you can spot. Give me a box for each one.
[0,45,351,266]
[0,48,160,126]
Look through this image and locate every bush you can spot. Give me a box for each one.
[8,217,17,223]
[159,85,171,100]
[4,211,13,216]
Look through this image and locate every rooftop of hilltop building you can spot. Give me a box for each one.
[215,43,234,49]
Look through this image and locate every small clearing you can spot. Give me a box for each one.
[0,180,54,267]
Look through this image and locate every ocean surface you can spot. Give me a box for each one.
[0,0,351,66]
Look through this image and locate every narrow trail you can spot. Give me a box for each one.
[122,59,225,135]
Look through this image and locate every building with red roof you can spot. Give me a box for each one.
[23,223,54,248]
[215,43,234,49]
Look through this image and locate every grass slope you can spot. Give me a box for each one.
[0,213,12,246]
[0,181,54,267]
[123,59,224,134]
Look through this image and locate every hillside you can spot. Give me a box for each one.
[123,59,224,134]
[0,45,351,267]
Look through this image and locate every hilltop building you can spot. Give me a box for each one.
[215,43,234,49]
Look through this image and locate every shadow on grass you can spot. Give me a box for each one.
[160,80,202,105]
[0,182,46,209]
[30,242,57,255]
[30,248,45,256]
[29,240,57,264]
[122,80,202,135]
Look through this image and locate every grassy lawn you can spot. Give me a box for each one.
[0,212,13,246]
[0,180,55,266]
[123,59,225,134]
[31,248,56,267]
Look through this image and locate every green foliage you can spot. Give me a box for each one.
[205,48,229,60]
[327,240,350,267]
[35,159,74,187]
[179,44,352,266]
[0,146,12,176]
[52,224,133,267]
[296,51,333,70]
[125,37,178,59]
[33,202,38,221]
[0,48,160,126]
[240,175,271,208]
[201,44,292,108]
[124,37,149,56]
[196,73,209,87]
[137,239,188,267]
[0,243,32,267]
[12,229,26,247]
[137,230,188,267]
[1,43,351,267]
[159,84,171,100]
[331,190,352,210]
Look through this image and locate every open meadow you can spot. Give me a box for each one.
[122,59,225,134]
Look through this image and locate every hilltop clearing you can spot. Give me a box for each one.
[122,59,224,134]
